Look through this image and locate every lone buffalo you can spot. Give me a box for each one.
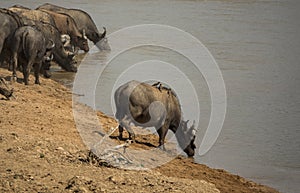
[114,80,197,157]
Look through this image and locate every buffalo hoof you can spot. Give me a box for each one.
[8,65,13,71]
[185,149,195,157]
[158,145,166,151]
[83,48,89,53]
[128,134,136,142]
[11,76,17,82]
[62,66,77,73]
[72,68,78,73]
[43,70,52,78]
[69,65,78,73]
[60,62,77,72]
[118,134,123,140]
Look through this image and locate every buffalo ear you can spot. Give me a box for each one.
[191,141,196,149]
[184,120,189,128]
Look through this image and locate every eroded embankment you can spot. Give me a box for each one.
[0,68,279,193]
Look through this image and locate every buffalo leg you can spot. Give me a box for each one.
[23,65,29,85]
[157,124,169,151]
[0,40,4,67]
[33,63,41,84]
[119,116,135,141]
[11,52,18,81]
[23,60,33,85]
[118,125,124,139]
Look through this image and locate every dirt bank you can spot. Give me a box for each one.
[0,68,279,192]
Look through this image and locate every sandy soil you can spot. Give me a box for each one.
[0,68,280,193]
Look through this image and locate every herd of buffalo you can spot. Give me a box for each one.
[0,3,110,85]
[0,4,198,157]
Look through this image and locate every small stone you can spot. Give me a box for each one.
[78,186,88,192]
[56,147,65,151]
[4,181,10,188]
[11,133,18,138]
[108,176,124,184]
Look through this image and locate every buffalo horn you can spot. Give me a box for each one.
[191,120,197,136]
[82,29,87,40]
[68,52,74,57]
[49,39,55,49]
[46,39,55,51]
[100,27,106,39]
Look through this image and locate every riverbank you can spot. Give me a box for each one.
[0,68,280,192]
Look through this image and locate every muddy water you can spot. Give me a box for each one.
[1,0,299,192]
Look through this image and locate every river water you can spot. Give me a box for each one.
[2,0,299,192]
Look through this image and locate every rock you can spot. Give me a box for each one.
[78,186,88,192]
[66,176,99,192]
[108,175,125,184]
[0,78,14,100]
[56,147,67,153]
[11,133,18,140]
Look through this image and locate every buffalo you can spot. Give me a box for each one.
[114,80,197,157]
[8,5,56,27]
[0,9,51,77]
[0,9,23,66]
[6,4,30,13]
[11,26,55,85]
[5,7,77,72]
[37,8,89,52]
[21,18,78,72]
[32,22,78,72]
[37,3,110,50]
